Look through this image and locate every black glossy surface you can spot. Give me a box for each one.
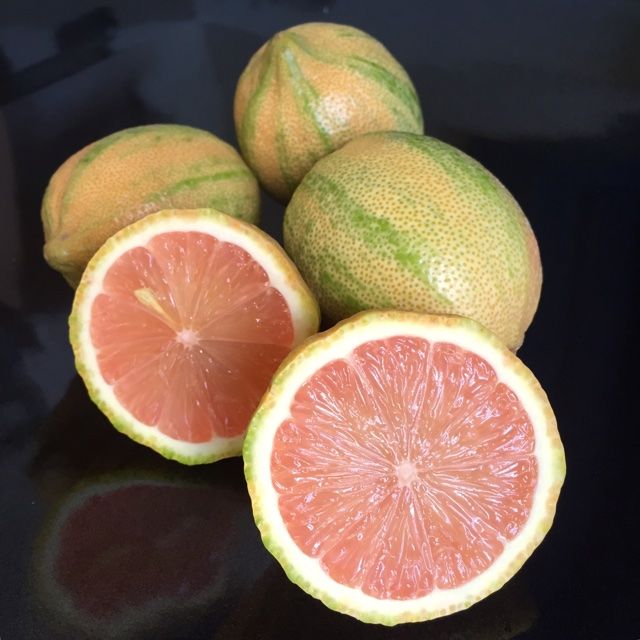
[1,2,639,638]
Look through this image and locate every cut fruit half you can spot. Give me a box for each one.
[70,208,319,464]
[244,311,565,624]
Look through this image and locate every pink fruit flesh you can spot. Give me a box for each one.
[271,336,537,600]
[90,231,293,442]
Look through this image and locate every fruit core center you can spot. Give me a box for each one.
[176,328,199,347]
[395,460,418,488]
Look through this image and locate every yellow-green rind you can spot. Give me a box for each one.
[43,124,261,287]
[70,208,320,466]
[243,310,565,624]
[284,131,542,351]
[234,22,423,202]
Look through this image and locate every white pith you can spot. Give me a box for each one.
[246,316,564,620]
[73,211,317,459]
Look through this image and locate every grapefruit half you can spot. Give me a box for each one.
[70,209,319,464]
[244,311,565,624]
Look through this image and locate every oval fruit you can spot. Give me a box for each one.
[284,131,542,351]
[70,208,319,464]
[42,124,260,286]
[244,310,565,624]
[234,22,423,201]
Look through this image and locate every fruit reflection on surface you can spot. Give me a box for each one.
[34,475,241,638]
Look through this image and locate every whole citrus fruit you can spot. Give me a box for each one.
[234,22,423,202]
[284,131,542,350]
[42,124,260,287]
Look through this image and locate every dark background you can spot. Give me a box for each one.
[1,1,639,639]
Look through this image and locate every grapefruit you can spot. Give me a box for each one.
[34,475,239,638]
[69,208,319,464]
[42,124,260,287]
[244,311,565,624]
[284,131,542,351]
[234,22,423,201]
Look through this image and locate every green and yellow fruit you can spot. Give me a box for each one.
[42,124,260,286]
[284,131,542,351]
[234,22,423,201]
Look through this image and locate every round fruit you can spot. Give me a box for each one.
[70,208,319,464]
[42,124,260,287]
[284,131,542,351]
[244,310,565,624]
[34,475,239,638]
[234,22,423,202]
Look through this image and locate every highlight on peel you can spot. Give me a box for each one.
[70,208,319,465]
[243,311,565,624]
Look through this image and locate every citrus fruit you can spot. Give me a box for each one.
[69,208,319,464]
[43,124,260,287]
[284,131,542,351]
[34,475,239,638]
[234,22,423,201]
[244,310,565,624]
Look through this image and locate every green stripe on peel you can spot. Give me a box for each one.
[240,49,275,163]
[395,133,526,240]
[318,267,366,316]
[322,249,394,310]
[152,169,254,199]
[276,121,299,193]
[347,56,422,126]
[394,132,529,276]
[280,48,333,152]
[60,131,133,227]
[334,27,371,38]
[298,172,452,307]
[284,33,421,129]
[393,134,501,199]
[60,125,207,227]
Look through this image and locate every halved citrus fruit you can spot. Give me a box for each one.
[244,311,565,624]
[70,208,319,464]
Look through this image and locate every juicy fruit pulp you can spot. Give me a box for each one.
[92,231,292,442]
[284,131,542,350]
[42,124,260,286]
[244,312,565,623]
[272,336,536,599]
[234,22,423,201]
